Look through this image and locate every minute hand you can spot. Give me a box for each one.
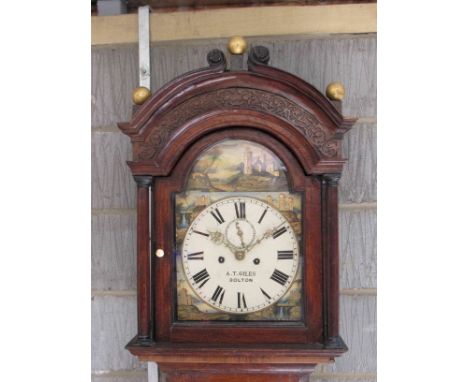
[245,221,286,252]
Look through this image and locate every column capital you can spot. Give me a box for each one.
[136,337,154,346]
[134,175,153,188]
[321,173,341,186]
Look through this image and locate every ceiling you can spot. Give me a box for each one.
[92,0,376,16]
[128,0,374,9]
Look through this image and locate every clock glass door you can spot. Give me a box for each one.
[174,139,304,322]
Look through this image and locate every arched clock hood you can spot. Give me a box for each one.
[118,46,356,176]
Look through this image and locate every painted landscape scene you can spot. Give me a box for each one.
[186,140,289,192]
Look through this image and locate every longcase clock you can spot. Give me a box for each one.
[118,42,356,382]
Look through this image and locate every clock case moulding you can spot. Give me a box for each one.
[117,45,357,377]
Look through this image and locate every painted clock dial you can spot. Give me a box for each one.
[182,196,299,314]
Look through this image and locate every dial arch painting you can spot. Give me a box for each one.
[175,139,304,321]
[185,139,288,192]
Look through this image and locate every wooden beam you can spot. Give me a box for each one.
[126,1,376,11]
[92,4,376,45]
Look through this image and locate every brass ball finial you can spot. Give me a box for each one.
[228,36,248,55]
[132,86,151,105]
[326,82,345,101]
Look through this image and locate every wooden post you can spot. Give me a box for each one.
[134,175,153,342]
[138,5,151,89]
[321,173,341,341]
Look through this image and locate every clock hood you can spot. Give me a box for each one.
[118,46,356,177]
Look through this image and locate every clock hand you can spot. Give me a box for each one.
[207,229,246,259]
[235,221,246,248]
[245,221,286,253]
[207,230,225,245]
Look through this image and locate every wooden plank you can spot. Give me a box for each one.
[91,45,138,128]
[258,35,377,118]
[138,5,151,89]
[127,0,376,10]
[339,208,377,289]
[92,4,376,45]
[91,132,136,209]
[311,375,376,382]
[91,35,375,128]
[91,213,137,291]
[317,295,377,374]
[92,370,147,382]
[146,35,377,118]
[340,122,377,203]
[91,295,146,371]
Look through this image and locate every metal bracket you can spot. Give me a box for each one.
[138,5,151,89]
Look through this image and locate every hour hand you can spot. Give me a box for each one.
[207,231,238,252]
[208,230,246,260]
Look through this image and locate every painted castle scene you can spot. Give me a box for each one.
[186,140,289,192]
[174,140,303,321]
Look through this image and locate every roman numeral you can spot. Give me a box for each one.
[187,251,204,260]
[258,208,268,224]
[235,202,246,219]
[272,226,287,239]
[211,285,225,304]
[192,268,210,288]
[193,230,209,237]
[210,208,225,224]
[260,288,271,300]
[270,269,289,286]
[277,250,294,260]
[237,292,247,309]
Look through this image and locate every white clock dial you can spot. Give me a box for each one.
[181,196,299,314]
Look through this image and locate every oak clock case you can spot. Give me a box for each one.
[117,45,356,380]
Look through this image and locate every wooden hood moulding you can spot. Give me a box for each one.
[118,47,356,176]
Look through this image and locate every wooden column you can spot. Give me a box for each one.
[134,175,153,341]
[321,173,341,341]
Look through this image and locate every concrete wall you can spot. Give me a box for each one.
[91,34,376,382]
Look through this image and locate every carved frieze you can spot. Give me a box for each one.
[137,88,338,161]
